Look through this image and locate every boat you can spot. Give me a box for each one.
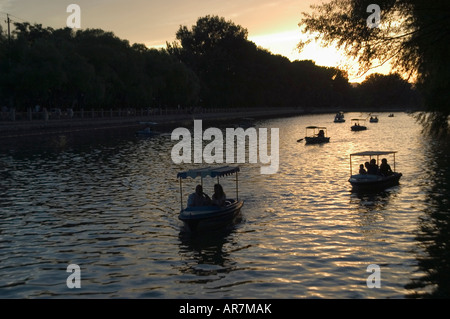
[348,151,402,192]
[369,115,379,123]
[351,119,368,131]
[136,122,159,136]
[334,112,346,123]
[304,126,330,144]
[388,114,395,117]
[177,166,244,231]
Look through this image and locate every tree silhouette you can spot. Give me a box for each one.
[298,0,449,136]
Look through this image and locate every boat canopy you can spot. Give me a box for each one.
[350,151,397,157]
[306,126,327,130]
[177,166,240,180]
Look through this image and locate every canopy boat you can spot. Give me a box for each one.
[334,112,346,123]
[369,115,379,123]
[177,166,244,231]
[388,114,395,117]
[351,119,368,131]
[304,126,330,144]
[348,151,402,192]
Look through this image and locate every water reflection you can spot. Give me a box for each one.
[406,138,450,298]
[177,225,241,284]
[350,190,396,213]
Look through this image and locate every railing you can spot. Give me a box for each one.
[0,106,305,123]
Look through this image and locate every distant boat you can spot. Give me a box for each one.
[304,126,330,144]
[389,114,395,117]
[136,122,159,137]
[369,115,379,123]
[351,119,367,131]
[334,112,346,123]
[348,151,402,192]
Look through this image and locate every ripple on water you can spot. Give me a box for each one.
[0,113,443,298]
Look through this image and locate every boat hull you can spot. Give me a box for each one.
[349,173,402,192]
[305,137,330,144]
[179,199,244,231]
[351,126,367,131]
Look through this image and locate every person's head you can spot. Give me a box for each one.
[382,158,388,164]
[365,162,370,168]
[195,185,203,195]
[370,159,377,165]
[360,164,364,168]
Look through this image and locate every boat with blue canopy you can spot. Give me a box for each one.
[177,166,244,231]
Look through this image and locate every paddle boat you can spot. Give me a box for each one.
[334,112,346,123]
[136,122,159,137]
[369,115,379,123]
[304,126,330,144]
[348,151,402,192]
[351,119,368,131]
[177,166,244,231]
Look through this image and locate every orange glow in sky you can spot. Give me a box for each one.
[0,0,391,82]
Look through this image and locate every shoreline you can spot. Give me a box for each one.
[0,107,413,139]
[0,107,309,139]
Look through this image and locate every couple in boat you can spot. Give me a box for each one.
[187,184,227,208]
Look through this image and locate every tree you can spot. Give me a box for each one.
[168,15,251,108]
[298,0,450,136]
[0,22,200,111]
[357,73,420,109]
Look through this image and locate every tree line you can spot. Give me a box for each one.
[0,15,420,113]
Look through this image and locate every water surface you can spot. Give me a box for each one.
[0,112,448,298]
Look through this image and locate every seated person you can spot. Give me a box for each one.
[367,159,379,175]
[187,185,211,207]
[318,130,325,138]
[379,158,393,176]
[359,164,367,175]
[212,184,227,207]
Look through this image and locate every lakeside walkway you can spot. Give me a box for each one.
[0,107,312,139]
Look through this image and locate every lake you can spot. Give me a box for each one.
[1,112,449,298]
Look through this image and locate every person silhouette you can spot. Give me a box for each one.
[379,158,393,176]
[212,184,227,207]
[359,164,367,175]
[187,185,211,207]
[367,159,379,175]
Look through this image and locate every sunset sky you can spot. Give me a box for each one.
[0,0,391,82]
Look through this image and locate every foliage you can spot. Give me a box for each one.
[298,0,450,136]
[0,23,199,110]
[0,15,420,114]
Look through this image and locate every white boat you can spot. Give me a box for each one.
[348,151,402,192]
[304,126,330,144]
[177,166,244,231]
